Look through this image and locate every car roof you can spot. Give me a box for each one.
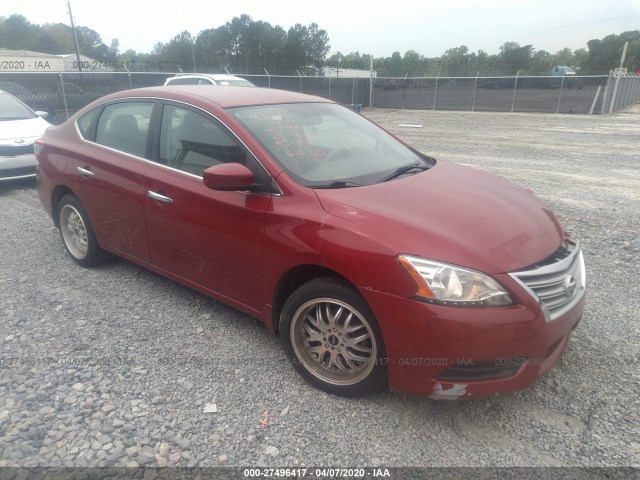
[163,73,256,87]
[98,86,334,109]
[168,74,246,80]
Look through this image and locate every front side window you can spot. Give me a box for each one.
[94,102,153,157]
[158,105,245,177]
[229,103,433,187]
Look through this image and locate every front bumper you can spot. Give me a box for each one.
[360,285,584,399]
[0,153,37,181]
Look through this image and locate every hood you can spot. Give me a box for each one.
[0,117,51,143]
[314,161,563,274]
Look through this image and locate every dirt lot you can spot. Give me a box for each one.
[0,107,638,473]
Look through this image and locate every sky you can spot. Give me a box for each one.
[1,0,639,57]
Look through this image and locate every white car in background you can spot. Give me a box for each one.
[163,74,256,87]
[0,90,51,182]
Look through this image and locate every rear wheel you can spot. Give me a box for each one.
[58,194,106,267]
[280,278,386,397]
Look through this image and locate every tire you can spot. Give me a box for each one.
[57,194,106,267]
[280,278,387,397]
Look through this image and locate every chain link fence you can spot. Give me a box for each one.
[2,70,636,125]
[0,71,175,124]
[601,71,640,113]
[369,75,611,114]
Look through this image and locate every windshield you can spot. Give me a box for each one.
[229,103,433,187]
[0,92,36,121]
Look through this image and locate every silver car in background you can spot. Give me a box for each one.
[163,73,255,87]
[0,90,51,182]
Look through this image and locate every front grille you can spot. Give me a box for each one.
[510,240,586,321]
[0,144,34,157]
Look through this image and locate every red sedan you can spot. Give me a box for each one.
[35,86,585,398]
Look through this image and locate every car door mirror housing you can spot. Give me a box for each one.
[203,163,255,191]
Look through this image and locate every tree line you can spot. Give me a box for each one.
[1,13,638,76]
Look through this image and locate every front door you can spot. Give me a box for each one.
[144,103,273,310]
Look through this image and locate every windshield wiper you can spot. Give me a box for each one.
[311,181,363,189]
[378,162,430,183]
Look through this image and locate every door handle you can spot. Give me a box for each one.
[147,190,173,204]
[77,166,95,178]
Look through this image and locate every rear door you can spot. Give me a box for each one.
[71,100,154,261]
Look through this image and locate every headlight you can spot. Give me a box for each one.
[398,255,513,307]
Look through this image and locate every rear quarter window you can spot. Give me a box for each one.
[77,107,100,140]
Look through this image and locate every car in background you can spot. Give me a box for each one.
[551,66,578,88]
[0,90,51,181]
[35,86,585,399]
[0,81,41,109]
[0,81,101,123]
[163,74,255,87]
[477,77,516,89]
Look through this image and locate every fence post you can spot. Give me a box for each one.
[402,73,408,109]
[352,76,356,105]
[511,71,519,113]
[328,76,331,100]
[58,71,69,120]
[369,56,374,109]
[556,73,565,114]
[589,85,602,115]
[472,71,479,111]
[124,64,132,90]
[609,42,629,114]
[264,68,270,89]
[296,70,302,92]
[609,70,623,114]
[601,71,613,114]
[433,72,440,110]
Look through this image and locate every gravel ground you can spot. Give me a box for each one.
[0,107,638,471]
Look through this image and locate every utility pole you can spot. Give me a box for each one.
[67,0,82,71]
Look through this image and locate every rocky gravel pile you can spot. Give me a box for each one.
[0,108,638,472]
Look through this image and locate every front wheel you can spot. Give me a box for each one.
[280,278,387,397]
[57,194,106,267]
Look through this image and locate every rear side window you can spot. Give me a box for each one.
[76,108,100,140]
[167,78,197,85]
[94,102,154,158]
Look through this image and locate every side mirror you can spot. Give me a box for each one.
[203,163,254,191]
[35,111,49,119]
